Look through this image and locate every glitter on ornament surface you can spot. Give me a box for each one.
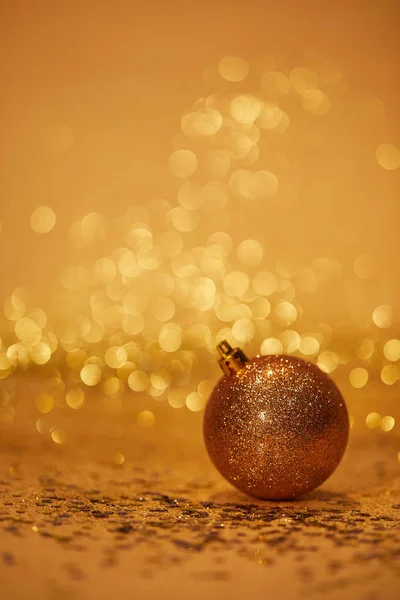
[204,350,349,499]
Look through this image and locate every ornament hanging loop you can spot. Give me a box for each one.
[217,340,249,376]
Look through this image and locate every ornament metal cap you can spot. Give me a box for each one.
[217,340,249,376]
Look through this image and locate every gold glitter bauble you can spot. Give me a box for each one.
[204,341,349,500]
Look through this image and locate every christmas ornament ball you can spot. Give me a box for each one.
[203,342,349,500]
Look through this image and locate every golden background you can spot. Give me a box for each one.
[0,0,399,466]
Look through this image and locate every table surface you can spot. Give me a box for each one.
[0,428,399,600]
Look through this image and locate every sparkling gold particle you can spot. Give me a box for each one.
[376,143,400,170]
[30,342,51,365]
[51,429,67,444]
[261,338,283,355]
[237,239,264,265]
[223,271,250,298]
[168,389,187,408]
[380,416,395,433]
[317,351,338,374]
[66,388,85,410]
[169,207,199,232]
[372,305,392,329]
[299,336,320,356]
[186,392,206,412]
[366,413,381,429]
[159,323,182,353]
[232,319,255,343]
[168,149,198,178]
[381,364,400,385]
[137,410,155,428]
[128,370,149,392]
[35,393,54,414]
[30,206,56,234]
[181,108,223,138]
[261,71,290,96]
[15,318,42,343]
[274,301,297,326]
[104,346,127,369]
[80,364,102,386]
[218,55,249,82]
[113,452,125,466]
[301,89,331,116]
[383,339,400,362]
[353,254,376,279]
[349,367,368,388]
[355,338,374,360]
[252,271,278,296]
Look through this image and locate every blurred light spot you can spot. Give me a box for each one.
[51,429,67,444]
[224,271,250,298]
[301,89,330,116]
[169,207,199,232]
[300,336,320,356]
[218,56,249,82]
[232,318,255,343]
[66,388,85,410]
[252,271,278,296]
[237,239,264,265]
[349,367,368,388]
[290,67,319,93]
[257,102,283,129]
[251,296,271,320]
[230,95,262,124]
[376,143,400,170]
[317,351,338,373]
[35,393,54,414]
[366,413,381,429]
[80,364,102,386]
[105,346,127,369]
[30,206,56,234]
[122,314,144,335]
[181,108,223,138]
[355,338,374,360]
[151,369,172,390]
[380,416,395,433]
[168,149,198,178]
[168,389,187,408]
[15,318,41,343]
[261,71,290,96]
[353,254,376,279]
[30,342,51,365]
[186,392,206,412]
[383,339,400,362]
[274,301,297,326]
[159,323,182,352]
[279,330,301,353]
[137,410,155,428]
[372,305,392,328]
[128,370,149,392]
[261,338,283,355]
[381,364,399,385]
[113,452,125,466]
